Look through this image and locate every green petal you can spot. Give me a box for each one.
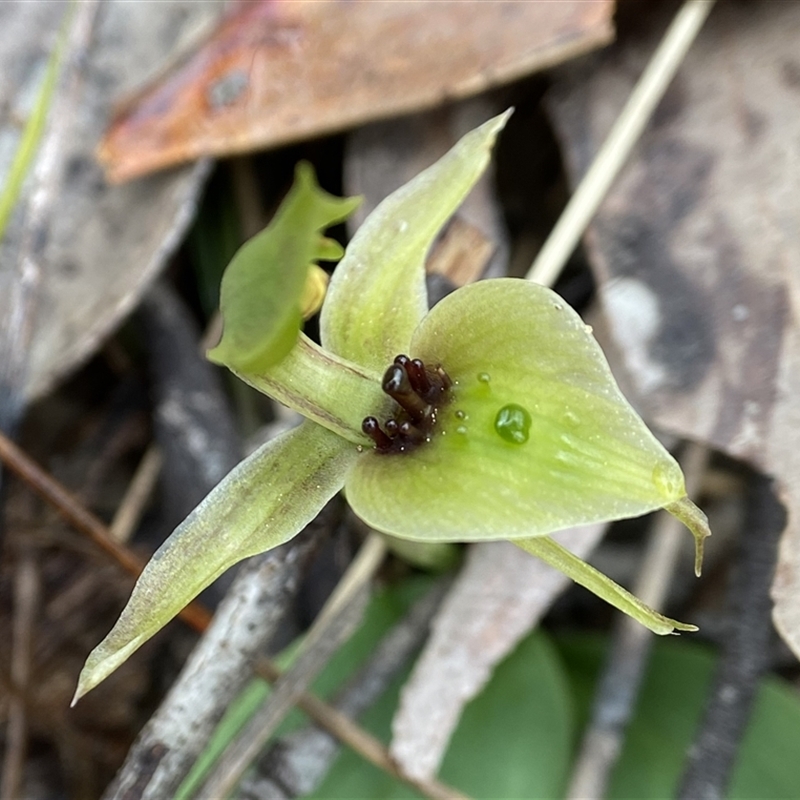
[208,163,360,373]
[233,333,391,445]
[346,279,691,541]
[74,422,358,702]
[320,110,512,371]
[514,536,696,635]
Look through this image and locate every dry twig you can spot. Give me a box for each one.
[527,0,716,286]
[239,578,452,799]
[108,444,162,544]
[677,472,784,800]
[0,429,211,632]
[195,533,388,799]
[565,443,709,800]
[254,657,470,800]
[101,520,325,800]
[0,431,468,800]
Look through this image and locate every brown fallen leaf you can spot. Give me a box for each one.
[546,1,800,657]
[390,527,607,781]
[99,0,614,183]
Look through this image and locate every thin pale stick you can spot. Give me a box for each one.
[241,579,455,799]
[252,656,468,800]
[108,444,162,543]
[565,443,708,800]
[526,0,716,288]
[195,533,388,799]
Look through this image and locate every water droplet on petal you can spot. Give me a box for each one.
[455,409,468,420]
[456,425,468,436]
[652,462,680,497]
[477,372,491,385]
[494,404,531,445]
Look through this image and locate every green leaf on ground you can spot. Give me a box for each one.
[176,577,435,800]
[556,636,800,799]
[315,629,574,799]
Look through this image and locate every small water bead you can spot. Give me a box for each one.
[494,404,532,445]
[477,372,491,384]
[456,425,468,436]
[455,409,468,421]
[652,461,681,497]
[563,410,581,428]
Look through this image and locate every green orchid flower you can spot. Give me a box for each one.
[74,111,709,703]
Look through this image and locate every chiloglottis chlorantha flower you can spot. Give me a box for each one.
[74,111,710,702]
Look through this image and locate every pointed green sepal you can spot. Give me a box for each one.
[514,536,697,635]
[320,110,512,372]
[73,422,359,703]
[208,162,360,373]
[665,496,711,576]
[346,279,690,542]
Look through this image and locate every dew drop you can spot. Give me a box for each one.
[456,425,468,436]
[477,372,491,384]
[652,462,681,498]
[455,409,468,420]
[494,404,531,445]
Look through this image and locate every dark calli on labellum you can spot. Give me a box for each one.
[362,355,452,454]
